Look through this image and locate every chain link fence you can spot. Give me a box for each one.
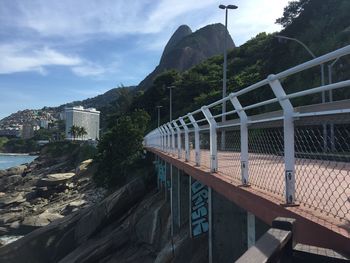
[295,114,350,221]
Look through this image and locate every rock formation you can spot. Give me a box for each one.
[138,23,235,90]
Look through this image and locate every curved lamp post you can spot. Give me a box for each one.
[275,35,325,102]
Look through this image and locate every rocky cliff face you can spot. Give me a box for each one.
[0,177,208,263]
[138,23,235,90]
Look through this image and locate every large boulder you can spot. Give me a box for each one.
[21,211,64,228]
[0,192,26,207]
[75,159,93,176]
[0,175,24,192]
[4,165,27,176]
[37,173,75,187]
[0,178,146,263]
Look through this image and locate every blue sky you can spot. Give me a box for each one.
[0,0,289,119]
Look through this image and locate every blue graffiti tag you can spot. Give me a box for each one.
[191,180,209,237]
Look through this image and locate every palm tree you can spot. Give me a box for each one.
[78,126,87,140]
[69,125,79,141]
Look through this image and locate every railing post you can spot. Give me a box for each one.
[159,126,165,151]
[229,93,249,185]
[268,74,296,205]
[201,106,218,173]
[167,123,176,156]
[172,121,182,159]
[188,113,201,166]
[163,124,171,154]
[179,117,190,162]
[156,128,161,149]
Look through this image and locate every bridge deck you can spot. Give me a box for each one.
[148,147,350,255]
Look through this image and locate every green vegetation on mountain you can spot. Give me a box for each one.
[130,0,350,129]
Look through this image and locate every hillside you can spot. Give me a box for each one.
[138,23,235,90]
[131,0,350,129]
[0,86,135,130]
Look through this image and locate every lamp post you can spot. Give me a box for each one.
[275,35,325,99]
[328,57,340,151]
[156,106,163,127]
[167,86,176,121]
[219,4,237,150]
[275,35,327,151]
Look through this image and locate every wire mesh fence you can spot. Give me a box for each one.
[295,115,350,221]
[248,126,285,198]
[189,132,196,164]
[199,130,210,170]
[217,128,241,182]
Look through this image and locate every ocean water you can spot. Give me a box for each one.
[0,154,37,170]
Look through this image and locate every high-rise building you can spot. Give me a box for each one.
[22,123,35,139]
[65,106,100,141]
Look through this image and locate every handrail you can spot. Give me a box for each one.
[144,45,350,207]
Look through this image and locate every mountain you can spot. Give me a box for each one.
[138,23,235,90]
[56,86,135,112]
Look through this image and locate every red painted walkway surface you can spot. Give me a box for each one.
[147,147,350,255]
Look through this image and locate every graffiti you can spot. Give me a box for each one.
[157,161,166,183]
[191,179,209,237]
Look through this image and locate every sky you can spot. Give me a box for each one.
[0,0,290,119]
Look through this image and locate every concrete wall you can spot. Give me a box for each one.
[211,189,247,262]
[171,165,180,235]
[155,158,269,263]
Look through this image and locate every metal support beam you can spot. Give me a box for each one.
[163,124,171,154]
[268,75,296,204]
[201,106,218,173]
[172,120,182,159]
[159,126,166,152]
[188,113,201,166]
[229,93,249,185]
[167,123,176,156]
[179,117,190,162]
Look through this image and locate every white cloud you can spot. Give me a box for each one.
[71,64,106,77]
[0,42,116,77]
[0,0,219,38]
[0,44,81,74]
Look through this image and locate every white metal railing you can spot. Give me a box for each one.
[144,45,350,220]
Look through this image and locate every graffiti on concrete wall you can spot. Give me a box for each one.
[191,179,209,237]
[157,161,166,183]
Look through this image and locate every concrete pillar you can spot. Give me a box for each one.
[247,212,255,248]
[179,171,189,229]
[165,162,171,202]
[211,190,247,262]
[171,165,180,235]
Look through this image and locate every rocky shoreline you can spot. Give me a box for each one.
[0,152,106,247]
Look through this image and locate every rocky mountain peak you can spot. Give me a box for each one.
[160,24,192,62]
[138,23,235,90]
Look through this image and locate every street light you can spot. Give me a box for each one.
[156,106,163,127]
[167,86,176,121]
[275,35,328,151]
[219,3,237,150]
[275,35,325,101]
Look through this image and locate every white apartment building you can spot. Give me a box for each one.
[65,106,100,141]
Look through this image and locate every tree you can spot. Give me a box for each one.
[77,127,87,140]
[94,109,150,187]
[275,0,310,28]
[69,125,80,141]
